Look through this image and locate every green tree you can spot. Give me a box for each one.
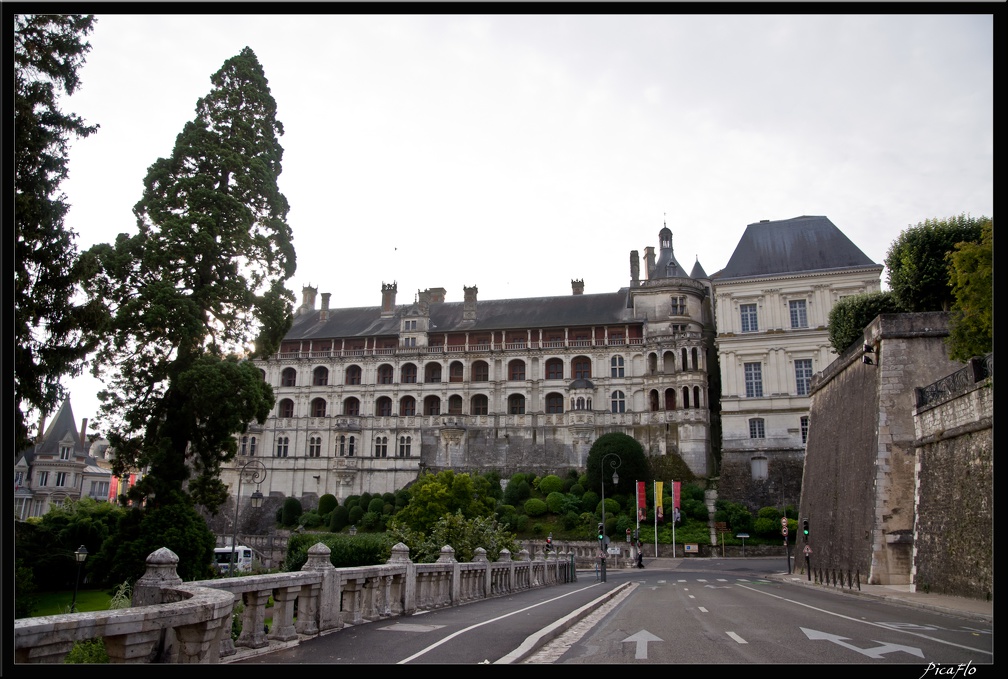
[84,47,296,512]
[387,512,519,563]
[885,214,986,313]
[14,14,105,452]
[946,218,993,361]
[395,470,495,533]
[827,290,902,353]
[585,432,649,497]
[318,493,338,516]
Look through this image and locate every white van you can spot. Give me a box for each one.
[213,545,254,574]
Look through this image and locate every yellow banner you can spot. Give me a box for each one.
[655,481,664,521]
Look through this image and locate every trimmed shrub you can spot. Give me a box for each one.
[328,505,349,532]
[545,491,566,514]
[281,497,303,527]
[538,474,564,495]
[524,497,548,517]
[318,493,338,516]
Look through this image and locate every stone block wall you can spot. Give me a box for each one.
[912,377,993,599]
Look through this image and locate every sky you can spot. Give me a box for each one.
[49,10,993,436]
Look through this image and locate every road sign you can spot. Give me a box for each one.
[781,517,788,527]
[804,545,811,556]
[782,526,788,536]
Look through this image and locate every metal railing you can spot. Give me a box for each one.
[915,353,992,408]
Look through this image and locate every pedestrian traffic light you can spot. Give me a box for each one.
[802,518,809,541]
[546,534,552,547]
[597,523,604,541]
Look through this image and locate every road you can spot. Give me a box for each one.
[236,558,993,665]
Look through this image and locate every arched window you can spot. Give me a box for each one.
[508,359,526,381]
[345,365,362,385]
[398,435,412,458]
[400,395,416,416]
[682,387,690,409]
[611,391,625,413]
[348,435,355,456]
[313,366,329,386]
[648,353,658,375]
[338,435,346,457]
[664,388,676,410]
[472,361,489,382]
[681,348,688,372]
[649,390,660,412]
[378,364,394,384]
[240,436,248,456]
[545,358,563,380]
[663,350,676,373]
[546,393,564,414]
[572,356,591,379]
[278,398,294,418]
[508,394,525,414]
[401,363,417,383]
[471,394,489,415]
[374,436,388,458]
[281,367,297,387]
[425,363,442,383]
[610,356,624,378]
[275,436,289,458]
[448,395,463,415]
[376,397,392,417]
[311,398,327,417]
[343,397,360,416]
[692,347,699,370]
[259,369,266,381]
[308,436,321,457]
[424,395,441,415]
[694,386,701,408]
[249,436,256,456]
[449,361,464,382]
[575,397,586,410]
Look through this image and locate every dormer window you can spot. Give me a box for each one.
[59,445,71,460]
[403,319,417,331]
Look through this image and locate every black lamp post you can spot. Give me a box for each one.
[70,545,88,612]
[230,459,267,575]
[599,453,622,541]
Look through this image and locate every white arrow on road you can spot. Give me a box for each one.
[801,628,924,659]
[623,630,663,659]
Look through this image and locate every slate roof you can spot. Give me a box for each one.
[714,215,879,281]
[17,398,86,465]
[286,289,637,341]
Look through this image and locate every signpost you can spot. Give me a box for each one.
[736,533,749,557]
[804,544,812,580]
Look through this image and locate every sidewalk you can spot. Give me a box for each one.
[767,571,993,623]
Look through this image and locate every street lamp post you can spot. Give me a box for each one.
[599,453,622,546]
[70,545,88,612]
[230,459,267,575]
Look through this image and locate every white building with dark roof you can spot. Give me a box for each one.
[230,225,717,504]
[710,215,883,509]
[13,398,113,519]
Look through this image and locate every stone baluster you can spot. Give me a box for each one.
[236,588,271,648]
[268,585,302,641]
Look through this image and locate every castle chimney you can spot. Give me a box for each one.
[37,412,47,443]
[79,418,88,447]
[463,285,478,321]
[630,250,640,287]
[320,293,331,321]
[381,282,398,317]
[571,279,584,295]
[298,285,318,316]
[644,246,656,280]
[426,287,446,304]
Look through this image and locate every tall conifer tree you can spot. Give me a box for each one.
[88,47,296,511]
[14,14,104,451]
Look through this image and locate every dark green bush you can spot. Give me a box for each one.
[328,505,349,532]
[367,497,384,513]
[348,505,364,525]
[545,491,566,514]
[281,497,303,527]
[283,532,393,570]
[580,490,599,513]
[300,510,322,528]
[504,477,532,505]
[568,483,584,497]
[318,493,338,516]
[64,638,109,663]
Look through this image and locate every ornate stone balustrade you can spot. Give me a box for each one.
[14,541,572,664]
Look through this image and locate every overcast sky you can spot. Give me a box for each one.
[52,11,993,435]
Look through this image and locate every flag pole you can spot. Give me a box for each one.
[653,480,658,558]
[671,479,676,558]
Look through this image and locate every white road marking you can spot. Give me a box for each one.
[727,631,747,644]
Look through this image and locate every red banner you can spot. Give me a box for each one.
[673,481,681,509]
[637,481,646,521]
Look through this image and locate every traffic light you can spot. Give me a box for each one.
[802,518,809,542]
[597,523,604,541]
[546,534,552,547]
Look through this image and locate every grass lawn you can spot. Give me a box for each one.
[32,589,112,616]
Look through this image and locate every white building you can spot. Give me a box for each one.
[711,215,883,501]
